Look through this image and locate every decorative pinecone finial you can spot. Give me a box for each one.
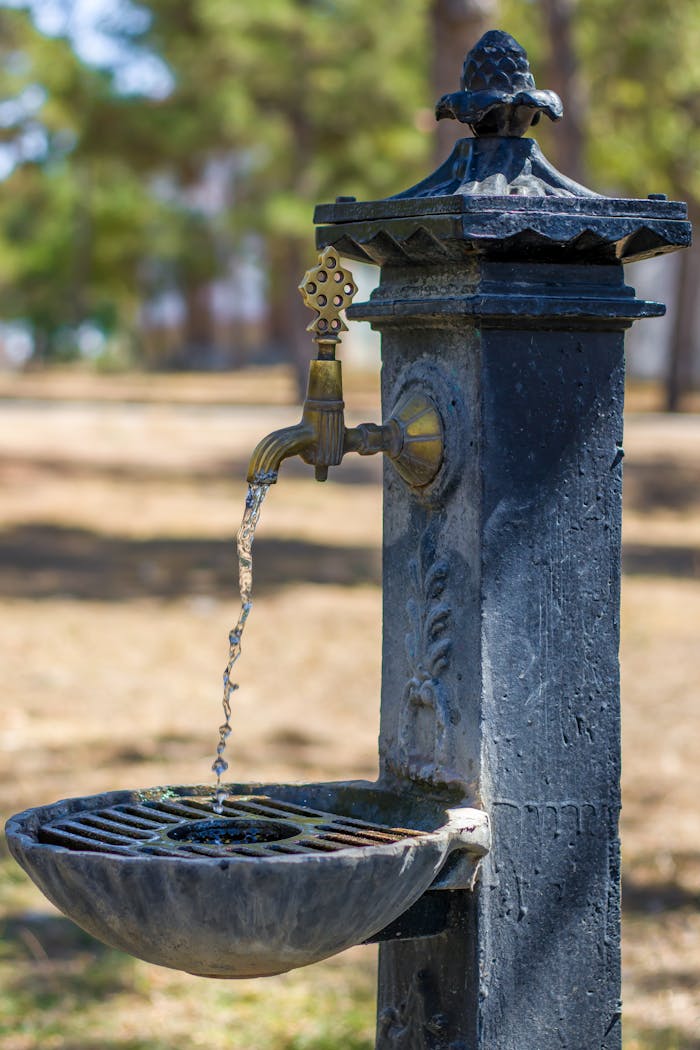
[435,30,563,137]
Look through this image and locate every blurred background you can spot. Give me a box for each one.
[0,2,698,1049]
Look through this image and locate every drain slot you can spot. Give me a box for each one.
[166,818,301,846]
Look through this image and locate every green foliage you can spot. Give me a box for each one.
[0,9,167,352]
[0,1,433,362]
[139,0,431,227]
[499,0,700,204]
[2,0,698,365]
[580,0,700,202]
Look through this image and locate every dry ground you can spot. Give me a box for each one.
[0,368,698,1049]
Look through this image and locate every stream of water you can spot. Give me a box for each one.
[211,481,270,813]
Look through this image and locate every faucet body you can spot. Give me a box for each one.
[247,356,442,489]
[247,249,443,489]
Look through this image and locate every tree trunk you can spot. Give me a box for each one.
[267,236,314,400]
[182,282,216,369]
[666,202,700,411]
[66,165,93,334]
[430,0,498,166]
[541,0,586,185]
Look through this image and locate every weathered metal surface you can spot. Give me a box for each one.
[313,28,690,1046]
[298,246,358,342]
[6,782,489,979]
[363,257,626,1050]
[246,355,445,489]
[32,793,429,859]
[435,30,563,139]
[317,195,690,266]
[365,892,454,945]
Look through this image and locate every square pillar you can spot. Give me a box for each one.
[317,190,689,1049]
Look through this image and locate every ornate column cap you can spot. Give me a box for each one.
[315,190,689,266]
[315,30,691,265]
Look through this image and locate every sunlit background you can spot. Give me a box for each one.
[0,3,698,1049]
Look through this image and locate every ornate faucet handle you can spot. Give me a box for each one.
[298,247,358,342]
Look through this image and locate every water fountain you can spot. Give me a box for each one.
[5,30,691,1048]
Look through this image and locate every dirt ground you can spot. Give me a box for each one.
[0,368,698,1049]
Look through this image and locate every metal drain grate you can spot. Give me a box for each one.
[37,795,426,859]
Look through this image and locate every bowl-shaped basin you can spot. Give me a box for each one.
[6,780,488,978]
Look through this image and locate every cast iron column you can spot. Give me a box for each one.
[317,32,690,1050]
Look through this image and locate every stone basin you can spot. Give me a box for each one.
[5,780,489,978]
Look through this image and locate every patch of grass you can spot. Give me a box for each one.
[0,948,377,1050]
[0,844,40,914]
[1,753,376,1050]
[0,841,377,1050]
[284,1035,373,1050]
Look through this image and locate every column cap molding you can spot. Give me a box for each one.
[316,195,690,268]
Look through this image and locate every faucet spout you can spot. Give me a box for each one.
[247,357,345,484]
[247,422,316,484]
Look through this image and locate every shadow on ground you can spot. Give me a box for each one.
[622,874,700,915]
[5,444,698,501]
[622,544,700,578]
[624,458,700,515]
[0,726,329,792]
[0,524,381,600]
[0,449,383,487]
[1,910,112,964]
[0,911,137,1013]
[2,521,698,603]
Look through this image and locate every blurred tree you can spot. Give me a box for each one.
[0,6,203,361]
[131,0,432,385]
[579,0,700,409]
[8,0,695,397]
[430,0,498,164]
[540,0,585,185]
[498,0,699,409]
[0,1,434,376]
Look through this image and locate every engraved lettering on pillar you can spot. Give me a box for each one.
[377,969,466,1050]
[483,797,619,1026]
[396,521,458,785]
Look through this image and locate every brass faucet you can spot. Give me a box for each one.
[247,248,444,490]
